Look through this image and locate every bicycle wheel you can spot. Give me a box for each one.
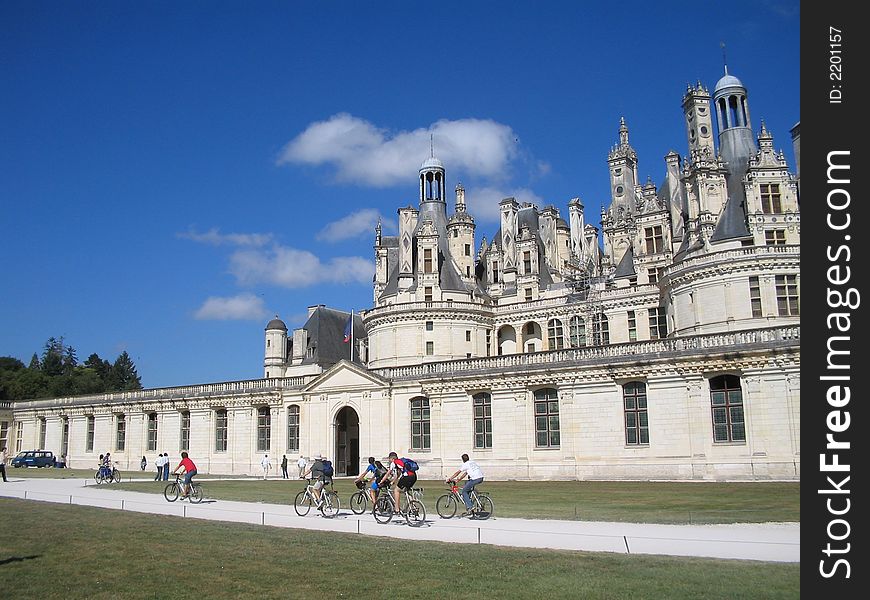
[294,490,312,516]
[476,494,494,519]
[163,482,179,502]
[405,499,426,526]
[94,471,102,485]
[373,496,393,524]
[349,491,368,515]
[322,491,340,517]
[189,484,204,504]
[112,468,121,482]
[435,494,458,518]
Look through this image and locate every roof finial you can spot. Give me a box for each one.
[720,41,728,75]
[430,133,434,158]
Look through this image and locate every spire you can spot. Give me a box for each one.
[619,116,629,145]
[721,41,728,75]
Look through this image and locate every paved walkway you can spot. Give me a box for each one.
[1,477,799,563]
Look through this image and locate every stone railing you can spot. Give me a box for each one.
[662,245,799,279]
[372,325,800,380]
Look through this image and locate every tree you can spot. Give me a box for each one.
[28,353,40,370]
[112,351,142,391]
[41,337,65,377]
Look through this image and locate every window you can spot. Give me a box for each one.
[547,319,565,349]
[466,266,471,277]
[423,248,433,273]
[464,244,471,256]
[38,417,46,449]
[180,411,190,451]
[15,424,23,452]
[86,416,95,452]
[0,421,8,450]
[749,276,763,317]
[473,393,493,449]
[425,320,433,331]
[569,316,586,347]
[525,288,533,302]
[492,262,499,283]
[485,329,492,356]
[592,312,609,345]
[623,382,649,445]
[287,405,300,453]
[410,397,431,450]
[116,415,126,451]
[760,183,782,213]
[648,307,667,340]
[465,330,472,342]
[765,230,786,245]
[61,418,69,458]
[776,275,799,316]
[710,375,745,442]
[644,226,664,254]
[215,409,228,452]
[534,388,560,447]
[257,407,271,452]
[424,287,433,302]
[627,311,637,342]
[147,413,157,451]
[648,267,659,284]
[523,251,532,274]
[425,341,434,355]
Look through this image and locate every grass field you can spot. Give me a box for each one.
[0,498,799,600]
[91,477,800,524]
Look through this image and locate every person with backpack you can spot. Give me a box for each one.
[301,453,331,511]
[447,453,485,517]
[354,456,388,507]
[378,451,418,515]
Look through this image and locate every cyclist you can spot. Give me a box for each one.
[171,451,198,499]
[301,453,328,510]
[378,452,416,514]
[354,456,387,507]
[446,453,485,517]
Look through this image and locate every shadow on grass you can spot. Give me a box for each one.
[0,555,41,566]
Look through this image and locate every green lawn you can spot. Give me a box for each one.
[0,498,799,600]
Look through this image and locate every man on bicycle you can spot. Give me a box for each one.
[171,451,197,499]
[447,453,484,517]
[301,453,328,510]
[378,452,416,514]
[354,456,387,507]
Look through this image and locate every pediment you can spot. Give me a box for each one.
[302,360,389,393]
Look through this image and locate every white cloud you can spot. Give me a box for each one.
[464,186,546,223]
[278,114,519,186]
[316,208,396,242]
[228,245,374,288]
[178,228,274,247]
[194,293,269,321]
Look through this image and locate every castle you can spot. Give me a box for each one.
[5,68,800,480]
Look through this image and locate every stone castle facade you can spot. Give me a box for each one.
[6,69,800,480]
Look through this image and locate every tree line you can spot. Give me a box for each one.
[0,337,142,401]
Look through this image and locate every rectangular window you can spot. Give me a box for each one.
[180,411,190,451]
[592,313,609,345]
[534,389,560,447]
[776,274,799,316]
[464,243,471,256]
[648,267,659,284]
[569,316,586,347]
[425,321,433,331]
[15,423,23,452]
[644,226,664,254]
[525,288,533,302]
[627,311,637,342]
[86,416,95,452]
[623,382,649,445]
[257,407,271,452]
[61,418,69,458]
[465,330,471,342]
[410,397,431,450]
[425,341,434,356]
[287,405,300,453]
[1,421,10,452]
[765,229,786,245]
[423,248,433,273]
[648,307,667,340]
[473,393,493,449]
[147,413,157,451]
[116,415,126,451]
[485,329,492,356]
[760,183,782,213]
[424,287,433,302]
[492,262,499,283]
[711,375,745,442]
[749,276,763,317]
[38,418,46,449]
[523,251,532,274]
[215,409,228,452]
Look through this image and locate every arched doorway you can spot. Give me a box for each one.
[334,406,360,476]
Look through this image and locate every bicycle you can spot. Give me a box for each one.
[349,480,378,515]
[372,482,426,526]
[164,474,203,503]
[436,480,493,519]
[294,478,340,517]
[94,462,123,484]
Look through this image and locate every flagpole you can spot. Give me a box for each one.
[350,309,354,362]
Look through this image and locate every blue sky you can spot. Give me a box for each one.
[1,1,800,388]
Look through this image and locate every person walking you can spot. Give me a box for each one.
[162,452,170,481]
[281,455,289,479]
[154,454,164,481]
[260,454,272,479]
[1,446,8,482]
[140,456,147,471]
[296,455,307,478]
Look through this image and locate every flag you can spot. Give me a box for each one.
[343,314,352,343]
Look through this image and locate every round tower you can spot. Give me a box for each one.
[264,316,287,378]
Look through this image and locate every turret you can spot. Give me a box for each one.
[264,316,288,378]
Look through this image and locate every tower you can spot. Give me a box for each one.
[682,82,715,157]
[264,316,288,378]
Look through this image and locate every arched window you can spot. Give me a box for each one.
[710,375,745,442]
[257,407,271,452]
[473,393,493,449]
[534,388,560,448]
[623,382,648,445]
[547,319,565,350]
[569,315,586,348]
[179,411,190,451]
[214,409,228,452]
[287,405,300,452]
[592,313,610,345]
[410,397,430,451]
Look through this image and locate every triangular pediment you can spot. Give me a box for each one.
[302,360,389,393]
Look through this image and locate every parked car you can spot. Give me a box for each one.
[11,450,56,468]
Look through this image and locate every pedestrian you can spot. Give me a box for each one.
[140,455,147,471]
[162,452,170,480]
[281,454,289,479]
[296,455,307,478]
[0,446,8,482]
[154,453,163,480]
[261,454,271,479]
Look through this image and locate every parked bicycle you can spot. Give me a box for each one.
[164,473,203,503]
[372,482,426,526]
[94,462,122,484]
[436,480,493,519]
[294,478,340,517]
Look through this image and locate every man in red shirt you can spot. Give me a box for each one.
[378,451,416,515]
[171,451,198,498]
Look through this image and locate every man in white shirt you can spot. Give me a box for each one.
[447,453,485,517]
[154,454,164,481]
[296,455,307,479]
[260,454,271,479]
